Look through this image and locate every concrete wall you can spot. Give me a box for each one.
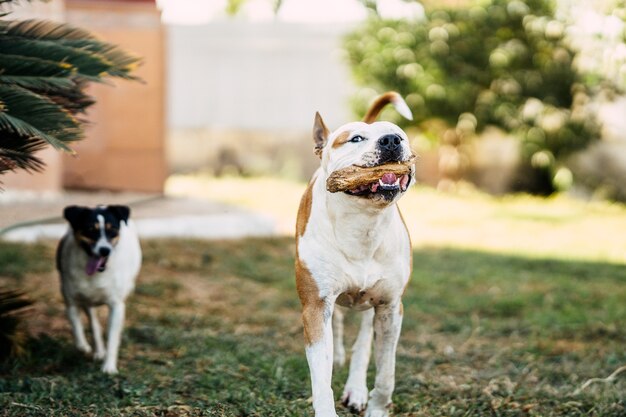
[168,21,356,131]
[166,20,359,178]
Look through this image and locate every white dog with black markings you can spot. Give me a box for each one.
[296,92,414,417]
[57,205,141,374]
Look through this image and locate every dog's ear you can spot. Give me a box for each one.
[107,205,131,224]
[63,205,91,230]
[313,112,329,158]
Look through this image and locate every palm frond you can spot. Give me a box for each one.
[0,288,33,360]
[0,53,75,78]
[0,84,82,150]
[0,131,46,174]
[0,37,114,80]
[0,75,76,91]
[38,79,95,115]
[0,54,95,113]
[0,17,141,178]
[0,18,97,40]
[0,19,142,80]
[57,39,142,79]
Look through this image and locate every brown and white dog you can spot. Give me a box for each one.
[296,92,414,417]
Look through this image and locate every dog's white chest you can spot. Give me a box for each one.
[68,270,125,305]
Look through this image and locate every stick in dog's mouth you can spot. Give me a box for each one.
[344,172,411,195]
[326,155,416,196]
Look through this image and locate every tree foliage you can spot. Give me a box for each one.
[0,9,141,176]
[345,0,608,193]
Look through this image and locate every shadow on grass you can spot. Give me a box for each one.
[0,238,624,416]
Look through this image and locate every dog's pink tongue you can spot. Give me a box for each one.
[86,256,105,276]
[381,173,397,185]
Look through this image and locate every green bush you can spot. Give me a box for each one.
[345,0,606,194]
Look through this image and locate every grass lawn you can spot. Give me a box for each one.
[1,183,625,416]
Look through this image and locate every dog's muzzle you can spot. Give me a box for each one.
[86,247,111,276]
[378,134,404,164]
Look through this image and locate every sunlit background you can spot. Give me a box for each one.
[2,0,626,256]
[1,1,625,414]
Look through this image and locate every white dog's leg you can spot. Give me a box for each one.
[332,306,346,367]
[365,302,403,417]
[102,301,125,374]
[342,308,374,412]
[85,307,106,360]
[303,299,338,417]
[66,304,91,354]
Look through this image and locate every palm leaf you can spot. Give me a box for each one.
[0,288,33,360]
[0,16,141,178]
[39,80,95,115]
[0,75,76,91]
[0,84,82,150]
[0,18,99,41]
[0,130,45,173]
[0,19,141,80]
[0,37,114,79]
[0,54,95,113]
[0,53,75,78]
[57,39,141,79]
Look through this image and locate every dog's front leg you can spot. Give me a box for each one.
[66,303,91,354]
[342,308,374,412]
[102,301,125,374]
[85,307,106,360]
[365,302,403,417]
[303,297,338,417]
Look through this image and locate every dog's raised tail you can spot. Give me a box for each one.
[363,91,413,123]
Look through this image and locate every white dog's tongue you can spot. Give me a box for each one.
[86,256,105,276]
[381,173,397,185]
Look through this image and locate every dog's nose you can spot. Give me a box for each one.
[378,134,402,152]
[98,247,111,257]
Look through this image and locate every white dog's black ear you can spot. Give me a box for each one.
[313,112,329,158]
[63,205,91,229]
[108,205,131,224]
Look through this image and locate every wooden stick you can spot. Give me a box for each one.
[326,155,416,193]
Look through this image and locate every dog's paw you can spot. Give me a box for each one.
[101,362,118,375]
[76,343,92,355]
[93,349,106,361]
[364,408,389,417]
[341,386,368,413]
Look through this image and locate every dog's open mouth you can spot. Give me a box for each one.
[345,172,411,199]
[86,256,108,276]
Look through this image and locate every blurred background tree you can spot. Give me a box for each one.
[345,0,621,195]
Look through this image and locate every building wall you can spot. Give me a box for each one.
[62,0,166,193]
[168,21,357,132]
[166,20,359,178]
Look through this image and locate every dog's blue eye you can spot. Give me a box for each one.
[350,135,365,143]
